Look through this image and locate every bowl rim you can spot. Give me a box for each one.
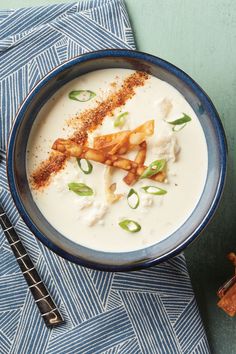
[7,48,227,271]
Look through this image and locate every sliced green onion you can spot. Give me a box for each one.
[69,90,96,102]
[142,186,167,195]
[68,182,93,196]
[114,112,129,128]
[172,123,187,132]
[119,219,141,233]
[167,113,191,131]
[140,159,166,179]
[127,188,140,209]
[77,158,93,174]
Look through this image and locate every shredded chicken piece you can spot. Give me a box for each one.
[155,134,180,162]
[85,203,108,226]
[160,98,173,118]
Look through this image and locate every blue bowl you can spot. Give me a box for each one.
[7,49,227,271]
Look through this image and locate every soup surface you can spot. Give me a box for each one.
[27,68,208,252]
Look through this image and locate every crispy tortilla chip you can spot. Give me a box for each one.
[132,120,154,135]
[93,130,130,152]
[218,282,236,317]
[52,138,166,183]
[104,166,124,203]
[123,142,147,185]
[93,120,154,155]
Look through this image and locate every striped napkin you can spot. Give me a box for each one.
[0,1,210,353]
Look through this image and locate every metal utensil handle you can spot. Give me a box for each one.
[0,205,64,327]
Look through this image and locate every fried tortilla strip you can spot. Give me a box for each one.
[218,280,236,317]
[93,120,154,155]
[104,166,123,204]
[132,119,154,135]
[123,141,147,185]
[30,71,149,190]
[217,252,236,317]
[228,252,236,267]
[94,130,131,154]
[52,138,166,182]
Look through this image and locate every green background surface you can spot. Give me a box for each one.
[1,0,236,353]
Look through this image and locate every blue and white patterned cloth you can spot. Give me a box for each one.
[0,1,210,353]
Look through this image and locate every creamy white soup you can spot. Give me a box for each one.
[26,68,208,252]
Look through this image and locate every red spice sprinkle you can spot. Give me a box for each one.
[31,152,67,189]
[31,71,149,190]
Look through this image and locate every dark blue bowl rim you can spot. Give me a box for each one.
[7,49,227,272]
